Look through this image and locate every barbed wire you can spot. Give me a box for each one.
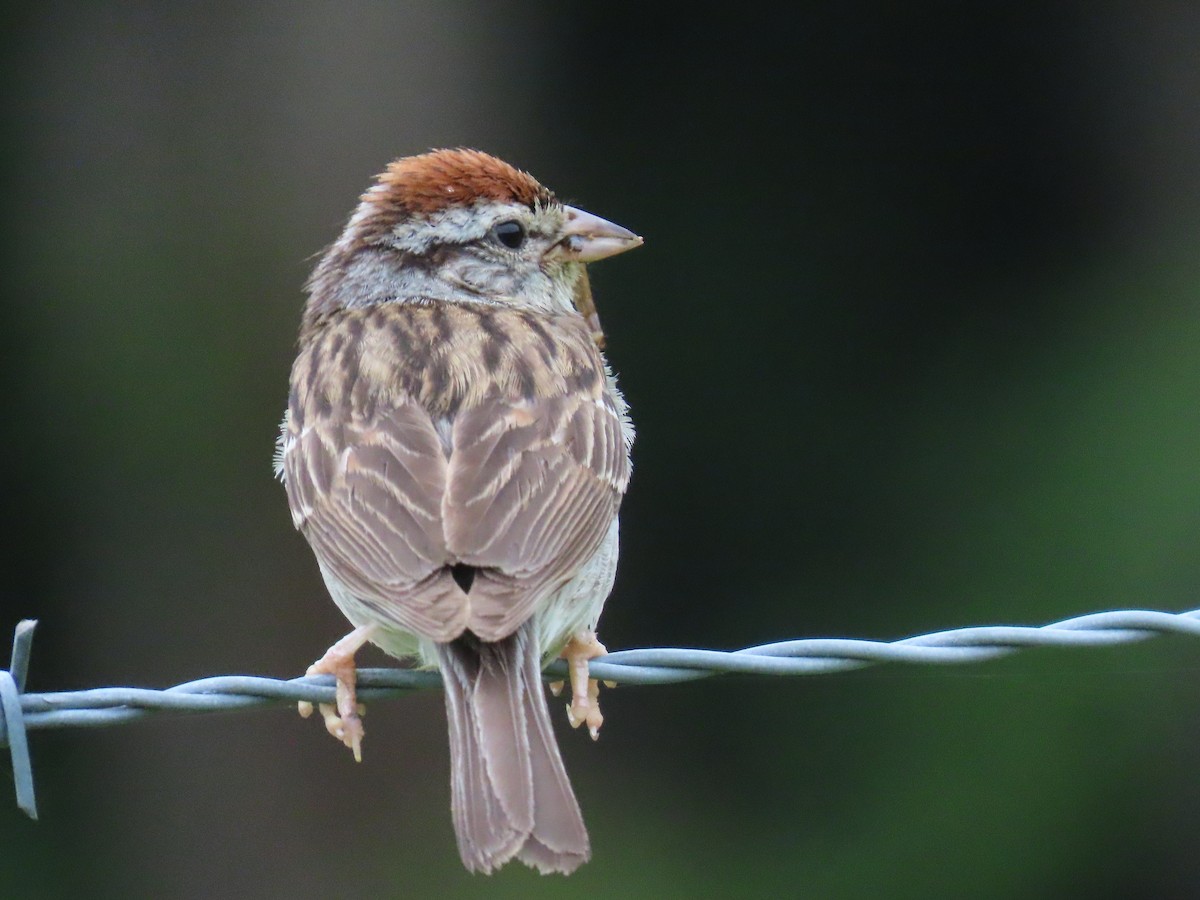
[5,607,1200,820]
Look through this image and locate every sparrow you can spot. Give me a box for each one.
[275,149,640,874]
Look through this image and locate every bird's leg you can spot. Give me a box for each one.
[298,624,376,762]
[560,631,608,740]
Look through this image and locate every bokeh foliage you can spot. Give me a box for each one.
[3,4,1200,897]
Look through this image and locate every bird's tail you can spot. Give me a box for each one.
[436,622,590,875]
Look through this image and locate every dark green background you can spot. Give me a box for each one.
[3,4,1200,897]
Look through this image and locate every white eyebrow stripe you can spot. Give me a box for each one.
[385,201,533,254]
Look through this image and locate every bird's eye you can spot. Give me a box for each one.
[491,220,526,250]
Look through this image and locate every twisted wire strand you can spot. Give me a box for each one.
[4,607,1200,819]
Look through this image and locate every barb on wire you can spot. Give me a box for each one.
[4,607,1200,819]
[1,619,38,820]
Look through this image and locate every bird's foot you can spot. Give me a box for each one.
[560,631,608,740]
[298,624,376,762]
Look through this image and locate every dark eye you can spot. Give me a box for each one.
[491,220,526,250]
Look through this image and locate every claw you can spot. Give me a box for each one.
[320,701,364,762]
[565,676,604,739]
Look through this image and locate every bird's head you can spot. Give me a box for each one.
[303,149,641,339]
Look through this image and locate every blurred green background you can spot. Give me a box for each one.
[4,3,1200,897]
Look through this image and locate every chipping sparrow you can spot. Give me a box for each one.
[276,149,640,874]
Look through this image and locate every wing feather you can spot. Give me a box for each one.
[285,398,472,640]
[448,392,629,640]
[284,304,631,645]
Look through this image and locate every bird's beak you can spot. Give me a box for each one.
[546,206,643,263]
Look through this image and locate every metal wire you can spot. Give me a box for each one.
[5,607,1200,819]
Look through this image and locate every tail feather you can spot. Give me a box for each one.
[437,623,590,875]
[440,642,523,869]
[520,645,590,861]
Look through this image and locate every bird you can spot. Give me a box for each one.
[275,148,640,874]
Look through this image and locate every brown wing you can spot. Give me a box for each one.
[445,389,629,641]
[285,303,629,645]
[284,396,473,640]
